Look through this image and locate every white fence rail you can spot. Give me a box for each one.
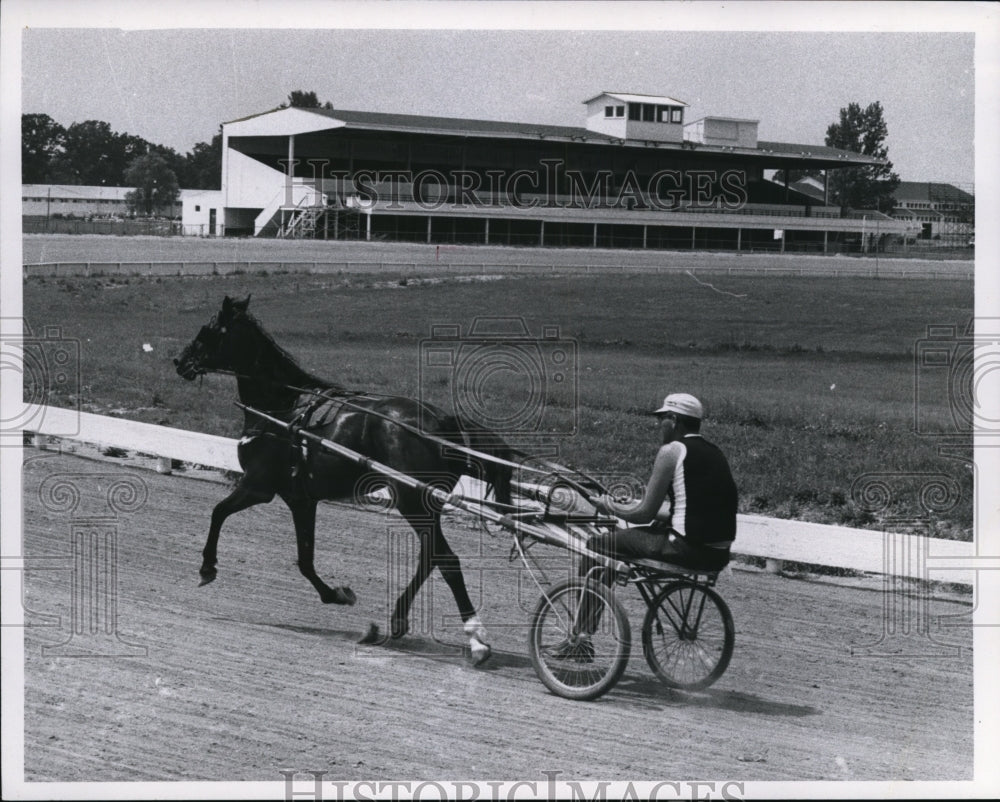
[26,405,974,585]
[23,259,974,280]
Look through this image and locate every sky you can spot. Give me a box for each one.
[13,6,985,188]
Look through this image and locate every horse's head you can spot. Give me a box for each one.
[174,295,253,380]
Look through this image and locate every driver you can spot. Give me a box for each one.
[588,393,738,571]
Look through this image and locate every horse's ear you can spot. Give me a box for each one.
[234,295,251,313]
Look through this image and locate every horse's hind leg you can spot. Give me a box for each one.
[391,507,490,665]
[201,482,273,585]
[426,516,491,665]
[285,496,356,605]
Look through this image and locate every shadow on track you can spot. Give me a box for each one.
[613,675,820,716]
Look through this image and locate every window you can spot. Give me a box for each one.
[605,105,614,118]
[195,205,201,212]
[642,104,655,122]
[671,107,683,123]
[657,105,670,122]
[628,104,641,121]
[615,105,624,117]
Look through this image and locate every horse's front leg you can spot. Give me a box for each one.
[201,483,274,585]
[285,496,356,605]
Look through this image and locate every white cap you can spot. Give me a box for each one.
[653,393,704,420]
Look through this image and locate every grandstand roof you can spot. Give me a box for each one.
[686,116,760,125]
[583,91,689,107]
[223,106,883,167]
[307,107,599,140]
[893,181,974,204]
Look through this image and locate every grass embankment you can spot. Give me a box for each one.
[23,269,974,536]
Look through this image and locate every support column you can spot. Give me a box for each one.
[823,230,828,254]
[286,135,296,206]
[484,218,490,245]
[593,223,598,247]
[366,212,372,242]
[426,216,432,244]
[691,227,696,249]
[736,228,742,252]
[540,220,545,247]
[642,225,647,249]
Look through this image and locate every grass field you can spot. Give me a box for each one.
[22,236,974,537]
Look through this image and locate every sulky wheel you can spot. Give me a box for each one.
[641,580,734,690]
[528,578,631,701]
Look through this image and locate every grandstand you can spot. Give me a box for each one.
[207,92,914,251]
[889,181,974,245]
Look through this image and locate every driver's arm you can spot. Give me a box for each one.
[596,442,682,523]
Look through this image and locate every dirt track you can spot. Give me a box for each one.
[21,451,973,783]
[22,233,974,278]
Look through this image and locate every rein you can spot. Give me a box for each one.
[203,367,546,477]
[201,368,609,496]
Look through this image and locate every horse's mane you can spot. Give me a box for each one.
[235,308,350,395]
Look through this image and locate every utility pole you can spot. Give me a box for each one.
[875,215,880,279]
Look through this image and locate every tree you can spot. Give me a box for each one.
[49,120,162,186]
[825,101,900,213]
[23,112,226,191]
[56,120,125,185]
[124,153,180,216]
[149,143,187,186]
[181,132,223,189]
[281,90,333,110]
[22,113,66,183]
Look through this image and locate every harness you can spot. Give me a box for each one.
[214,368,602,500]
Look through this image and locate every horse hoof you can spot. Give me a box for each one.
[470,642,492,666]
[198,571,217,587]
[323,586,357,605]
[390,617,409,639]
[358,623,382,644]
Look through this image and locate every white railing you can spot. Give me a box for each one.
[21,258,976,280]
[278,204,325,238]
[24,405,975,585]
[253,183,324,236]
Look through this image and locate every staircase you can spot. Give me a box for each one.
[254,182,326,238]
[277,203,327,238]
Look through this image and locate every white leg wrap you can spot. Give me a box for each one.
[464,616,488,641]
[469,636,491,665]
[464,616,491,664]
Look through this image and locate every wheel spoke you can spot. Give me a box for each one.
[529,580,632,701]
[642,580,734,691]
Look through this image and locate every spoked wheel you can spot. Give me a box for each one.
[528,578,631,701]
[641,580,734,690]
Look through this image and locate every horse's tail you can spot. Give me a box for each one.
[442,417,513,507]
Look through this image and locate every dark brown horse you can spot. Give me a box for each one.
[174,295,512,663]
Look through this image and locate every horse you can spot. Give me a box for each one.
[173,295,513,664]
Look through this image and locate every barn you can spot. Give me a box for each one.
[203,91,912,251]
